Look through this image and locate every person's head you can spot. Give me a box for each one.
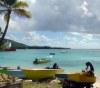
[17,66,20,69]
[85,61,94,72]
[86,62,92,66]
[35,58,38,61]
[53,63,57,66]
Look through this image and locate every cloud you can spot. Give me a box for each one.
[80,0,93,17]
[28,32,51,42]
[1,0,100,34]
[16,0,98,34]
[1,0,100,48]
[63,32,100,48]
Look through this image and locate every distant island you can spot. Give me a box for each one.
[2,39,70,49]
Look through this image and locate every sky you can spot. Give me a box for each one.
[1,0,100,49]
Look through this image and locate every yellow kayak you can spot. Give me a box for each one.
[22,68,64,80]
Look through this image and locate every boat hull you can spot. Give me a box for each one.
[8,70,25,78]
[56,72,96,83]
[4,48,16,51]
[22,69,64,80]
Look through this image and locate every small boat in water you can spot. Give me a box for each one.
[22,68,64,80]
[4,48,16,51]
[49,53,55,55]
[3,41,16,51]
[33,58,51,64]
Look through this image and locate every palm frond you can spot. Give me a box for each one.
[13,1,28,8]
[4,0,17,6]
[0,0,5,7]
[14,9,31,18]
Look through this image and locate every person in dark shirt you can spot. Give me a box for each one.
[52,63,59,69]
[83,62,94,76]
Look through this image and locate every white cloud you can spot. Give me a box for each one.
[80,1,88,16]
[1,0,100,48]
[28,32,51,42]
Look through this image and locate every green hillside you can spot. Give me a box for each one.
[4,39,29,49]
[2,39,70,49]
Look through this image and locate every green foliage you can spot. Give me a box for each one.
[13,1,28,8]
[0,68,9,74]
[4,0,17,6]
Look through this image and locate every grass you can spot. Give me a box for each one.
[22,80,62,88]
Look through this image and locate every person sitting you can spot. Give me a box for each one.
[52,63,59,69]
[34,58,38,63]
[17,66,21,70]
[83,61,94,76]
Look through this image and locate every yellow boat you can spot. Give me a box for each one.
[56,72,96,83]
[56,72,96,88]
[67,72,96,83]
[22,68,64,80]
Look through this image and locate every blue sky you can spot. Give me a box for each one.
[1,0,100,49]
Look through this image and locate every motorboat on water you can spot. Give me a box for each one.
[33,58,51,64]
[49,53,55,55]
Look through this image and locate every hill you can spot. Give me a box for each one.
[4,39,29,49]
[3,39,70,49]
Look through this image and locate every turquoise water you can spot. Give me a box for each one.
[0,49,100,75]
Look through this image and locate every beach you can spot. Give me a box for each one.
[0,0,100,87]
[22,79,100,88]
[94,76,100,88]
[0,73,100,88]
[0,49,100,88]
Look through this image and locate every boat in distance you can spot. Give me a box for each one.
[49,53,55,55]
[33,58,51,64]
[4,48,16,51]
[22,68,64,80]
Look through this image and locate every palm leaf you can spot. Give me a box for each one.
[14,9,31,18]
[0,0,5,7]
[13,1,28,8]
[4,0,17,6]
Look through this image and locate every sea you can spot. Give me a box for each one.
[0,49,100,75]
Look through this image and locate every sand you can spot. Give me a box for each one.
[0,73,100,88]
[94,77,100,88]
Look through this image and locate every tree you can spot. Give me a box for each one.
[0,27,3,36]
[0,0,31,48]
